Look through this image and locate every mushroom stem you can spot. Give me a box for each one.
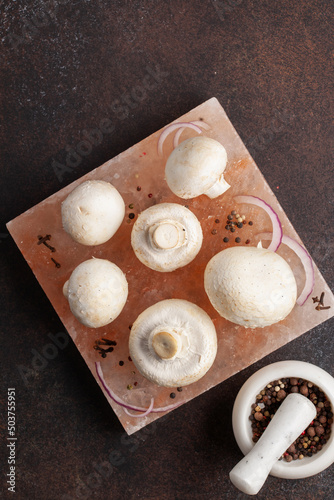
[204,175,230,199]
[149,220,187,250]
[152,331,180,360]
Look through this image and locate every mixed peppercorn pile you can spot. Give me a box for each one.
[250,377,333,461]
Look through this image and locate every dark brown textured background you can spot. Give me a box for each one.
[1,1,333,499]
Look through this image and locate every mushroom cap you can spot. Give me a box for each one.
[131,203,203,272]
[165,136,228,199]
[63,258,128,328]
[204,246,297,328]
[129,299,217,387]
[61,180,125,246]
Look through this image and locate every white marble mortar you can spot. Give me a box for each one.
[232,360,334,480]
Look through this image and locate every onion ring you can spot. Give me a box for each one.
[257,233,315,306]
[123,398,154,418]
[157,122,202,156]
[173,120,210,149]
[234,195,283,252]
[95,362,181,415]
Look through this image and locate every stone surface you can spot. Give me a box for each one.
[1,0,333,498]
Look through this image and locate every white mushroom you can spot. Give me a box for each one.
[165,136,230,199]
[63,258,128,328]
[61,180,125,246]
[129,299,217,387]
[131,203,203,272]
[204,246,297,328]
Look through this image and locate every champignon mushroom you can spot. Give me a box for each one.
[63,258,128,328]
[131,203,203,272]
[61,180,125,245]
[129,299,217,387]
[165,136,230,199]
[204,246,297,328]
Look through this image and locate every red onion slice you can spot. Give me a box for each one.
[234,195,283,252]
[257,233,315,306]
[123,398,154,418]
[173,120,210,149]
[157,122,202,156]
[173,128,184,149]
[95,362,181,414]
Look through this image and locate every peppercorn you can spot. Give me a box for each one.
[248,221,253,225]
[227,214,233,220]
[300,385,309,396]
[223,237,229,242]
[316,425,325,436]
[235,237,241,243]
[287,444,296,454]
[170,392,176,399]
[215,219,220,223]
[119,360,124,366]
[277,389,286,400]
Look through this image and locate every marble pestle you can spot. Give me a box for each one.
[229,393,317,495]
